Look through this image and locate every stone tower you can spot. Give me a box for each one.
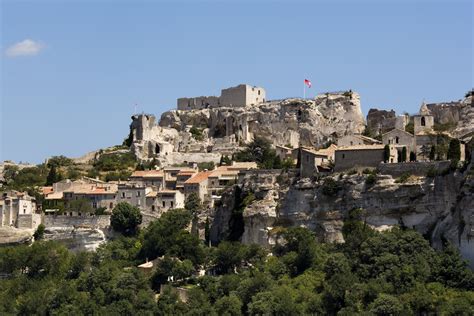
[414,102,434,135]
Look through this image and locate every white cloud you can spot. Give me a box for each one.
[5,39,45,57]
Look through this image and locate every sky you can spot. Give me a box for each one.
[1,0,473,164]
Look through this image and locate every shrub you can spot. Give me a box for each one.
[321,178,341,196]
[365,174,376,186]
[395,173,411,183]
[190,126,204,141]
[33,224,45,240]
[426,167,437,178]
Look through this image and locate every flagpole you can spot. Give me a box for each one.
[303,81,306,100]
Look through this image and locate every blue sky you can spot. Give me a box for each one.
[1,0,472,164]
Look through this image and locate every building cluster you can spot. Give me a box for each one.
[41,161,257,218]
[296,102,467,176]
[177,84,266,110]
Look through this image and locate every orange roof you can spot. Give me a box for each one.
[184,171,212,184]
[131,170,164,178]
[42,186,54,195]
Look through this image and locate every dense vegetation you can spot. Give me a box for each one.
[0,208,472,315]
[234,137,283,169]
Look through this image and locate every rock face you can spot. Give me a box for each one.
[366,108,397,134]
[130,92,366,164]
[44,227,107,252]
[210,164,474,268]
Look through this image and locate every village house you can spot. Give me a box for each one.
[300,145,337,178]
[275,145,299,163]
[337,134,381,147]
[334,145,397,172]
[163,167,197,190]
[183,171,213,203]
[117,183,149,210]
[146,190,185,214]
[176,169,198,191]
[0,190,39,229]
[129,170,164,189]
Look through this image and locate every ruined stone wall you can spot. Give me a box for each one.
[43,215,110,229]
[334,149,385,171]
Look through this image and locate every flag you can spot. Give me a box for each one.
[304,79,312,88]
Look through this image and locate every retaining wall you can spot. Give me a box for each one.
[377,161,451,177]
[43,215,110,229]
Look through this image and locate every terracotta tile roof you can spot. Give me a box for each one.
[130,170,164,178]
[42,186,54,195]
[209,170,239,178]
[184,171,212,184]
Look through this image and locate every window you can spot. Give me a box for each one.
[162,201,166,207]
[110,202,113,209]
[342,154,345,159]
[421,117,426,126]
[396,136,399,144]
[137,191,141,197]
[92,202,97,209]
[258,90,261,95]
[122,192,125,198]
[171,201,174,208]
[350,141,353,146]
[152,205,155,212]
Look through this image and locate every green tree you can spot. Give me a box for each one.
[33,224,45,241]
[185,192,201,213]
[447,138,461,161]
[214,294,243,316]
[110,202,142,236]
[383,145,390,163]
[65,198,93,215]
[401,146,407,162]
[429,145,436,161]
[410,151,416,162]
[234,136,282,169]
[46,165,62,186]
[369,294,403,316]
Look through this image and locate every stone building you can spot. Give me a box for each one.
[300,145,337,178]
[117,184,149,210]
[334,145,397,171]
[129,170,165,189]
[382,128,415,156]
[177,84,266,110]
[183,171,213,202]
[414,102,435,135]
[0,191,37,228]
[146,190,185,214]
[337,134,381,147]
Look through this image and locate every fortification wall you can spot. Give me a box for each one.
[44,215,110,229]
[377,161,451,177]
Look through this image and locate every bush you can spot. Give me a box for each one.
[33,224,45,240]
[197,161,215,171]
[94,152,137,172]
[321,178,341,196]
[395,173,411,183]
[365,174,376,186]
[190,126,204,141]
[426,167,438,178]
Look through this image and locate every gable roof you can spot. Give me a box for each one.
[382,128,414,137]
[184,171,213,184]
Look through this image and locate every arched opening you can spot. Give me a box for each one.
[155,144,160,154]
[421,117,426,126]
[395,136,399,144]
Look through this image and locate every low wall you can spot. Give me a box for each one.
[377,161,451,177]
[43,215,110,229]
[17,214,41,229]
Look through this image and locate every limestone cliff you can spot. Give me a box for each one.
[210,165,474,268]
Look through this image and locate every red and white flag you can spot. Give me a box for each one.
[304,79,312,88]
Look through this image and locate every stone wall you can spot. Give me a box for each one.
[377,161,451,177]
[44,215,110,229]
[334,148,385,171]
[17,214,41,229]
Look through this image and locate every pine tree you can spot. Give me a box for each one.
[401,147,407,162]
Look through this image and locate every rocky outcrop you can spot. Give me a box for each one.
[210,165,474,268]
[366,108,397,134]
[44,227,107,252]
[130,92,366,164]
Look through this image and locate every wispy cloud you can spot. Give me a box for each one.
[5,39,45,57]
